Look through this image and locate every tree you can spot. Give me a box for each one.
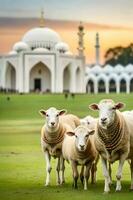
[104,44,133,66]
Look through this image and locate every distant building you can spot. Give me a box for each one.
[85,33,133,94]
[0,11,85,93]
[85,64,133,94]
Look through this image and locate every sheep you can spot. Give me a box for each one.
[80,115,113,184]
[80,115,98,130]
[89,99,132,193]
[60,113,80,129]
[122,111,133,191]
[62,125,99,190]
[39,107,75,186]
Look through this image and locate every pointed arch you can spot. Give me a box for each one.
[76,67,82,92]
[98,79,106,93]
[109,79,116,93]
[5,61,16,91]
[29,61,51,92]
[63,63,71,93]
[86,79,94,93]
[120,79,126,92]
[130,77,133,92]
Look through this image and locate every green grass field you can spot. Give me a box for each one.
[0,93,133,200]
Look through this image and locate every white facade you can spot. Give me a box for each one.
[0,26,85,93]
[85,64,133,94]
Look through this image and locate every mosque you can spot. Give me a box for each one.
[0,11,133,94]
[0,11,85,93]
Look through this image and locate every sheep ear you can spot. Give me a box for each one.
[89,129,95,135]
[66,132,75,136]
[113,102,125,110]
[59,109,67,116]
[89,103,99,110]
[39,109,46,116]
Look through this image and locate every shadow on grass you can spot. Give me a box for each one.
[1,180,133,200]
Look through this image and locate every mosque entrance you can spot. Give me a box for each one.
[34,79,41,91]
[30,62,51,92]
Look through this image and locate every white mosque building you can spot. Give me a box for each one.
[0,12,85,94]
[1,12,133,94]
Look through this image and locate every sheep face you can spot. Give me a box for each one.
[67,126,94,152]
[89,99,125,128]
[39,107,67,129]
[80,116,96,130]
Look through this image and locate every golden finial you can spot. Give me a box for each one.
[40,8,44,27]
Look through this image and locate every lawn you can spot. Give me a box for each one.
[0,93,133,200]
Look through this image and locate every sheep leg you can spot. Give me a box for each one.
[130,159,133,191]
[116,154,127,192]
[45,151,52,186]
[60,155,65,184]
[101,157,110,193]
[71,160,79,189]
[84,163,92,190]
[91,155,99,184]
[80,165,84,185]
[91,162,96,184]
[108,163,113,185]
[56,157,61,185]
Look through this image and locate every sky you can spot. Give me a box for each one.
[0,0,133,64]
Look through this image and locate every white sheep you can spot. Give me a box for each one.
[122,111,133,191]
[39,107,74,186]
[80,115,98,130]
[62,125,99,190]
[81,115,113,184]
[89,99,132,193]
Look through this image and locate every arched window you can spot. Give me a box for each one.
[86,80,94,93]
[63,64,71,93]
[120,79,126,93]
[5,62,16,91]
[130,78,133,92]
[109,79,116,93]
[76,67,81,92]
[98,79,106,93]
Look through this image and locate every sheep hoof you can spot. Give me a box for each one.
[91,180,96,184]
[61,180,65,184]
[115,189,121,193]
[45,183,50,187]
[103,191,110,195]
[84,187,88,190]
[72,184,78,189]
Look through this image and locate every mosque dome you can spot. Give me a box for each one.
[13,41,29,52]
[55,42,69,53]
[22,27,61,49]
[33,47,49,53]
[9,50,18,55]
[65,51,73,55]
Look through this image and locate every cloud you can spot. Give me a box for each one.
[0,17,133,31]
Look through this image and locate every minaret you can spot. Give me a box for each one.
[77,21,85,56]
[95,32,100,65]
[40,9,45,27]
